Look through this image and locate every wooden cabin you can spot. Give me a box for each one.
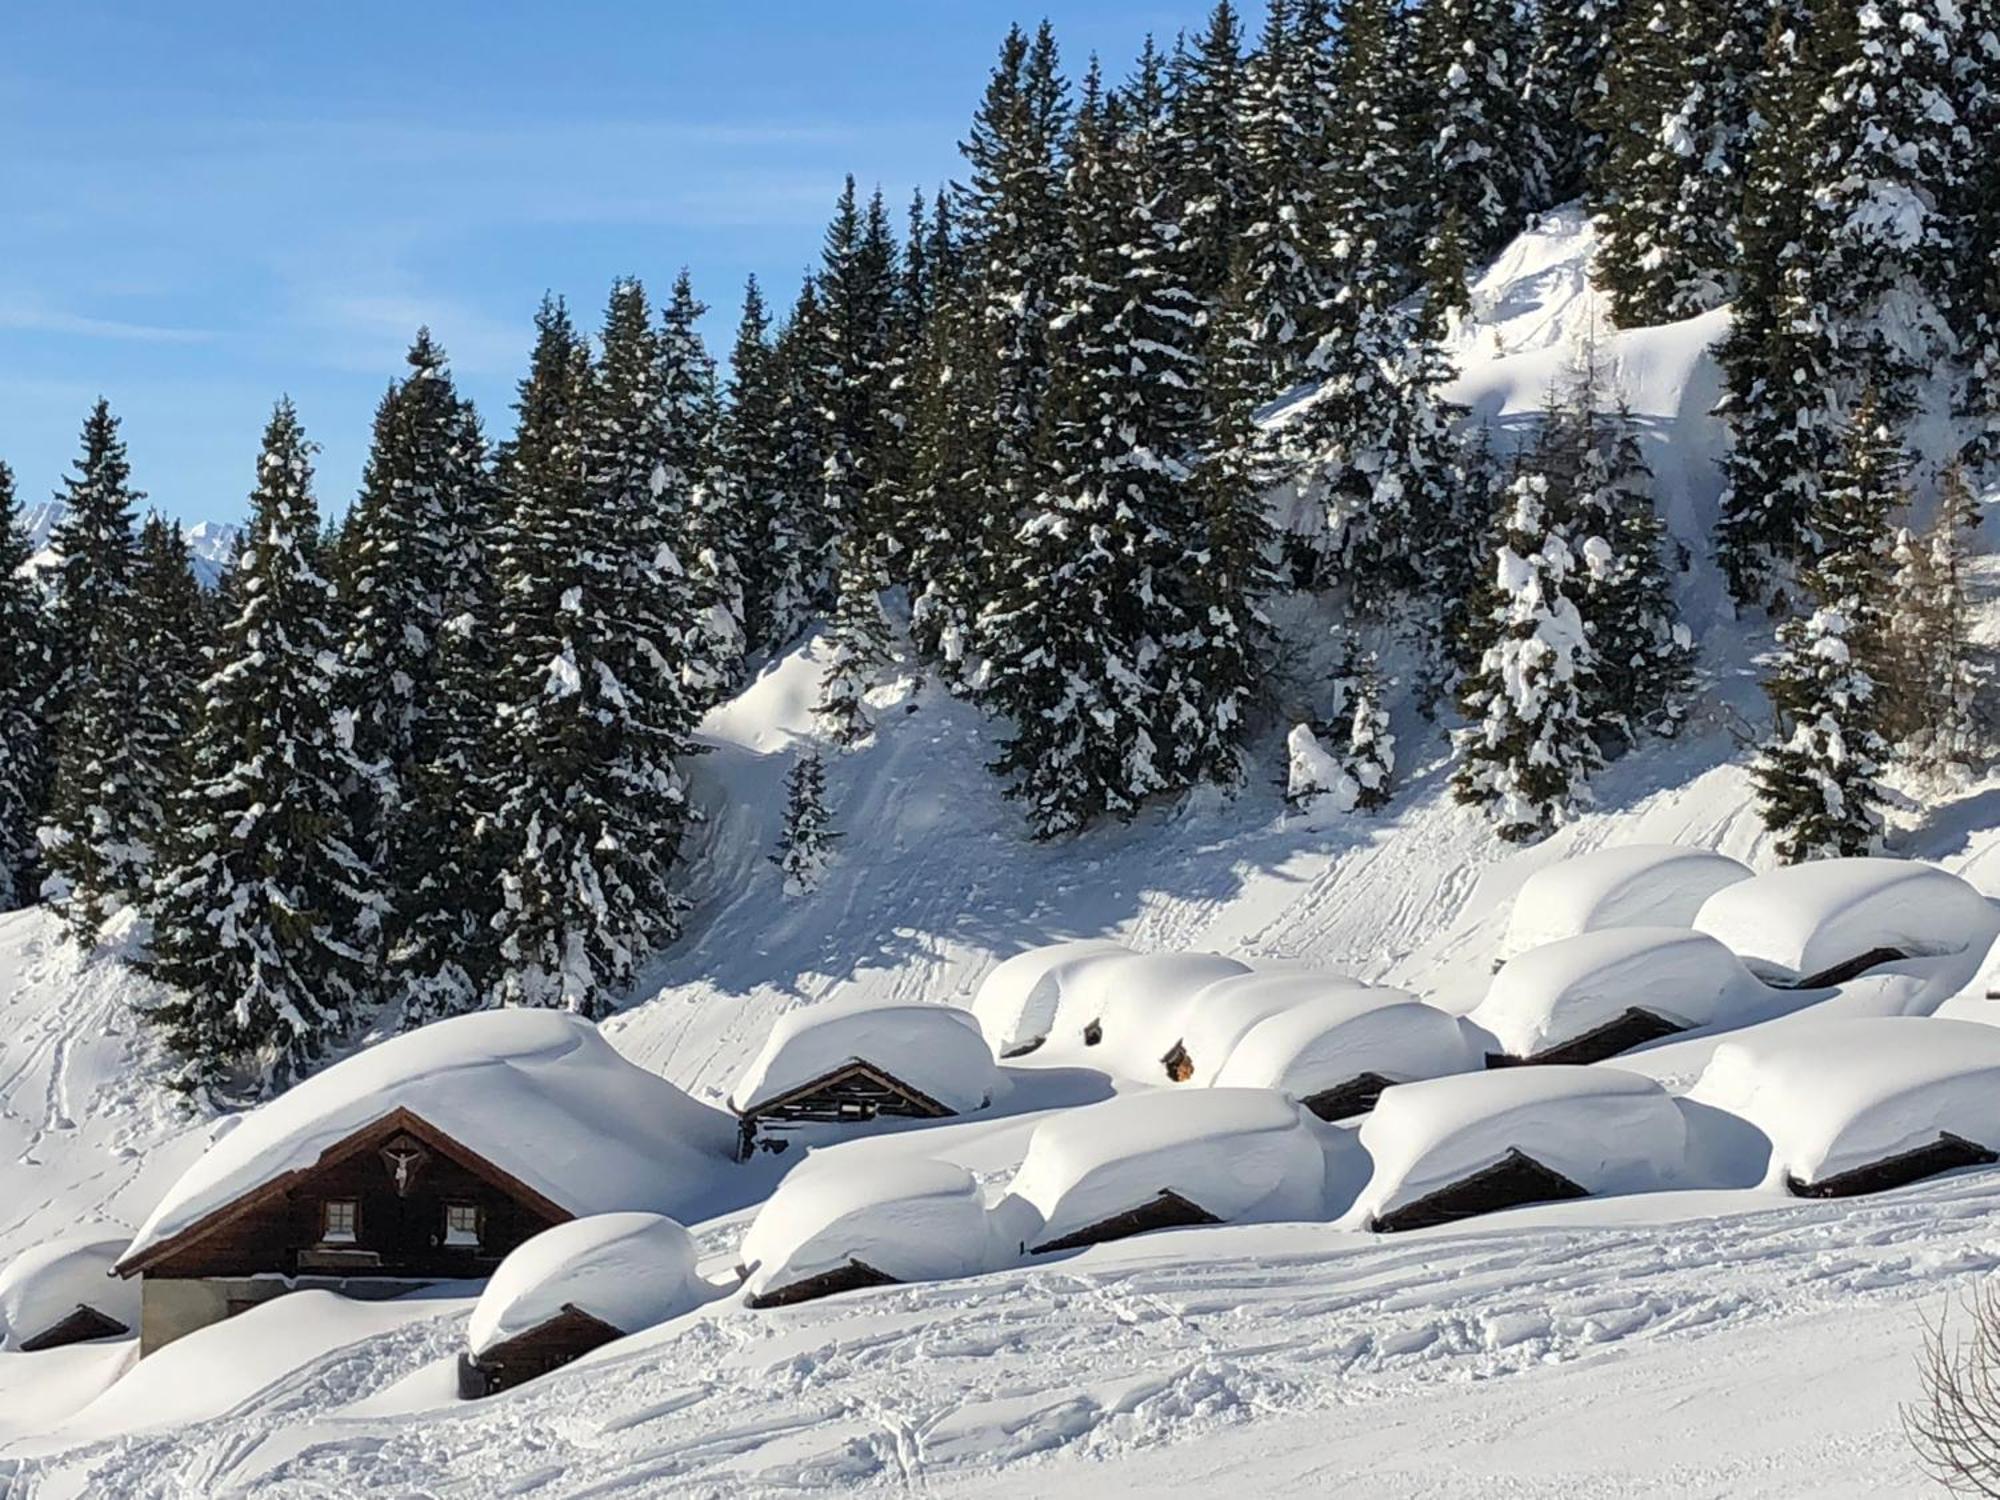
[1030,1188,1221,1254]
[17,1303,132,1352]
[735,1063,957,1156]
[117,1106,573,1354]
[1367,1148,1588,1233]
[458,1302,628,1397]
[1786,1130,1998,1200]
[1484,1006,1688,1069]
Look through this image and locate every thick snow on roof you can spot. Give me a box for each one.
[970,941,1132,1056]
[1689,1017,2000,1188]
[1471,927,1766,1059]
[1054,952,1252,1077]
[123,1010,737,1266]
[1349,1067,1687,1227]
[0,1237,134,1351]
[738,1155,997,1301]
[1506,845,1751,954]
[999,1089,1327,1250]
[729,998,998,1115]
[1171,971,1383,1086]
[1213,993,1478,1097]
[1693,858,1996,984]
[467,1212,706,1357]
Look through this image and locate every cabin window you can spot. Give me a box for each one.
[321,1198,358,1244]
[444,1203,482,1247]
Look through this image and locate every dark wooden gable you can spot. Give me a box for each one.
[739,1062,958,1128]
[1299,1071,1398,1122]
[1368,1147,1589,1233]
[746,1258,901,1310]
[1787,1131,1999,1200]
[18,1304,131,1352]
[1484,1007,1688,1069]
[1031,1188,1221,1255]
[119,1106,573,1282]
[459,1302,629,1398]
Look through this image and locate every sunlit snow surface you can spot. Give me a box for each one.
[5,206,2000,1494]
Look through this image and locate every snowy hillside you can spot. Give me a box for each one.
[5,210,2000,1496]
[19,501,238,588]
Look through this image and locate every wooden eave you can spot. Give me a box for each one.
[115,1104,574,1278]
[732,1060,957,1120]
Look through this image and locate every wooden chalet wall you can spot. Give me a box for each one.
[138,1118,566,1282]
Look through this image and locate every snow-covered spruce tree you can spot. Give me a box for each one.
[1232,0,1331,388]
[1323,0,1421,304]
[338,328,490,964]
[1749,392,1903,861]
[958,22,1070,532]
[1533,0,1625,204]
[484,295,688,1016]
[1165,3,1251,321]
[396,400,504,1028]
[1715,1,1838,611]
[1956,6,2000,469]
[979,62,1171,836]
[905,278,1002,680]
[1567,397,1696,747]
[662,270,747,710]
[126,513,206,887]
[811,180,901,745]
[720,276,795,660]
[1452,472,1604,843]
[1412,0,1543,312]
[1296,637,1396,813]
[0,463,54,909]
[142,401,379,1093]
[1590,0,1765,326]
[772,747,837,894]
[42,400,144,941]
[1882,461,1986,775]
[1807,0,1964,411]
[763,275,836,640]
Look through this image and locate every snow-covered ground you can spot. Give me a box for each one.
[4,207,2000,1495]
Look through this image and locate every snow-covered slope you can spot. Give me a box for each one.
[18,502,238,589]
[5,208,2000,1495]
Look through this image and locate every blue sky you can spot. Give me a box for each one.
[0,2,1196,527]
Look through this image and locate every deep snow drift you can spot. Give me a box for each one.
[4,207,2000,1498]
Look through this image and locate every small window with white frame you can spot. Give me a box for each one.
[443,1202,481,1247]
[321,1198,358,1244]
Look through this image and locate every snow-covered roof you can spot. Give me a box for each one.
[1054,952,1253,1077]
[1506,845,1752,953]
[999,1088,1327,1251]
[121,1010,738,1269]
[1349,1067,1687,1228]
[467,1212,707,1358]
[1212,993,1478,1098]
[970,940,1132,1057]
[1693,858,1995,985]
[1171,971,1384,1087]
[0,1237,135,1351]
[1470,927,1766,1060]
[738,1155,997,1302]
[729,998,998,1116]
[1689,1017,2000,1189]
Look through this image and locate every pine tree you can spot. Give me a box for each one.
[1715,0,1837,610]
[958,23,1071,539]
[1591,0,1765,326]
[1956,5,2000,469]
[42,400,144,941]
[396,399,503,1027]
[1808,0,1964,409]
[142,401,378,1093]
[1322,0,1421,304]
[662,270,747,708]
[1166,4,1252,319]
[1413,0,1541,308]
[1453,472,1604,842]
[724,277,806,658]
[769,275,837,630]
[772,748,837,894]
[1750,392,1901,861]
[1233,0,1330,387]
[127,514,205,888]
[0,464,54,909]
[485,295,690,1016]
[1883,461,1986,775]
[1535,0,1625,202]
